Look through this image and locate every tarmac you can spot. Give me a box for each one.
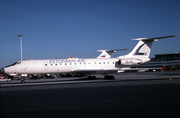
[1,71,180,118]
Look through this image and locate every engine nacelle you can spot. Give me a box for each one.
[119,59,142,66]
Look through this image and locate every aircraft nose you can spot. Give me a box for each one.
[4,67,9,74]
[4,66,14,74]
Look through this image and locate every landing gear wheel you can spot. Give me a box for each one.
[92,76,96,80]
[104,75,115,80]
[87,76,96,80]
[109,75,115,80]
[104,76,108,80]
[21,80,25,84]
[88,76,91,80]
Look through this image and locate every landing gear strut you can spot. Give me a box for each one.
[19,76,26,84]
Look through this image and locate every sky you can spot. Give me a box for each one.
[0,0,180,68]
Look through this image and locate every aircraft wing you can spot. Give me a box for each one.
[71,67,158,74]
[71,68,119,73]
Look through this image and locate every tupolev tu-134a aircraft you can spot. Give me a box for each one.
[5,35,178,80]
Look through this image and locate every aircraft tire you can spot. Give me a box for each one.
[87,76,91,80]
[87,76,96,80]
[21,80,25,84]
[109,75,115,80]
[104,76,109,80]
[92,76,96,80]
[104,75,115,80]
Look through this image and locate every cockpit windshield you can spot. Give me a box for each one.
[5,61,21,68]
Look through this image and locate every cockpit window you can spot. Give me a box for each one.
[5,61,21,68]
[17,62,21,64]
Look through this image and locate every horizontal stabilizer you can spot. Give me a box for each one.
[97,49,127,58]
[97,49,127,52]
[132,35,178,41]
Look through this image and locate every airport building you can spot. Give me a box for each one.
[137,53,180,71]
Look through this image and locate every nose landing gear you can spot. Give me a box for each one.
[21,79,25,83]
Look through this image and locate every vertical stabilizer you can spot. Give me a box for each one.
[127,39,153,58]
[118,35,178,60]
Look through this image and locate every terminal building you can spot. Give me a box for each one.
[137,53,180,71]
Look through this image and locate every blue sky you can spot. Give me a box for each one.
[1,0,180,68]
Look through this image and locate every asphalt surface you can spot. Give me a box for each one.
[1,72,180,118]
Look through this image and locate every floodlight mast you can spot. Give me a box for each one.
[18,35,23,61]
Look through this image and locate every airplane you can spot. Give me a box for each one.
[5,35,178,82]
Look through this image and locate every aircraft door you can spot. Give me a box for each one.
[44,61,48,70]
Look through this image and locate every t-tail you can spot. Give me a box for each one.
[118,35,178,63]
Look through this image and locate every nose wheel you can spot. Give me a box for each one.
[20,76,26,83]
[21,79,25,83]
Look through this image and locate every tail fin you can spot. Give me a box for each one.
[119,35,178,59]
[127,39,153,58]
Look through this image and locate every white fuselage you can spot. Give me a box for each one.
[5,57,146,75]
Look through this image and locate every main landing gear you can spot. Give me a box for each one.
[102,73,115,80]
[104,75,115,80]
[87,74,115,80]
[87,75,96,80]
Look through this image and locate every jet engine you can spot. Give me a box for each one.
[118,59,142,66]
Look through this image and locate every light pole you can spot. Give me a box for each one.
[18,35,23,61]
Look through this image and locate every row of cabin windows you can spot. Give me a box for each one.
[47,62,115,66]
